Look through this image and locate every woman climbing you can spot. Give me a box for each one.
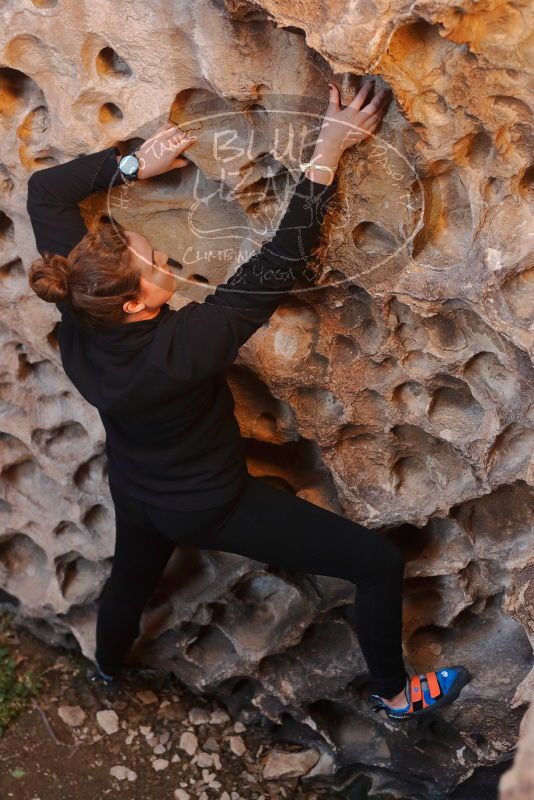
[26,80,471,721]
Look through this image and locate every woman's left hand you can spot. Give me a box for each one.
[137,121,196,179]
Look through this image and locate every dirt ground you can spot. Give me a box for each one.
[0,610,512,800]
[0,611,339,800]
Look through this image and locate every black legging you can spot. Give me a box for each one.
[96,473,409,698]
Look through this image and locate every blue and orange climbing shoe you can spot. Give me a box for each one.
[368,665,472,720]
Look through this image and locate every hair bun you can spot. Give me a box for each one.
[28,252,69,305]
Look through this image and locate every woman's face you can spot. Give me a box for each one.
[122,229,178,320]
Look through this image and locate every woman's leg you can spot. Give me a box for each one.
[95,482,238,676]
[95,487,177,676]
[146,475,409,699]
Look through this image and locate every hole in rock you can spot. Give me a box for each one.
[55,552,99,602]
[74,452,107,492]
[412,164,473,269]
[19,104,49,141]
[425,313,468,352]
[187,273,209,284]
[83,504,112,540]
[216,675,259,717]
[281,25,306,36]
[386,19,456,79]
[242,435,341,510]
[47,321,61,350]
[33,155,58,167]
[462,350,517,401]
[241,100,266,113]
[307,697,375,759]
[0,259,25,296]
[166,257,183,272]
[339,296,372,330]
[55,552,80,598]
[453,128,493,169]
[402,574,444,603]
[392,380,428,414]
[518,163,534,201]
[483,176,508,204]
[170,87,231,130]
[395,322,430,352]
[331,334,360,365]
[293,386,345,422]
[320,269,348,288]
[53,521,81,538]
[4,35,49,73]
[392,454,436,496]
[355,317,381,354]
[16,351,34,381]
[0,67,41,118]
[31,421,90,460]
[0,533,47,576]
[0,210,14,242]
[226,363,294,442]
[20,615,76,651]
[427,381,484,434]
[96,47,132,78]
[258,411,276,428]
[352,220,396,255]
[0,498,12,514]
[0,163,14,194]
[0,587,19,606]
[99,102,123,125]
[488,425,534,476]
[184,624,236,662]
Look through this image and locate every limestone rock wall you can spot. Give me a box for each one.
[0,1,532,796]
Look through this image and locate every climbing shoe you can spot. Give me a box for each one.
[368,665,472,720]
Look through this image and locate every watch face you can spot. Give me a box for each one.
[120,154,139,176]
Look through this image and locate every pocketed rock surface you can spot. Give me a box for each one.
[0,0,532,797]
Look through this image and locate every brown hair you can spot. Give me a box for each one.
[28,218,140,329]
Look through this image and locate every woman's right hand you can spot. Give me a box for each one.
[304,81,391,184]
[321,81,391,155]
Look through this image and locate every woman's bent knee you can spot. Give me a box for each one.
[366,534,405,578]
[380,536,405,572]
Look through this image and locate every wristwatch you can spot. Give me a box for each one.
[118,150,141,182]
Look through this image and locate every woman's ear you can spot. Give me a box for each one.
[123,299,145,314]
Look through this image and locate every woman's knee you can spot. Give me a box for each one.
[358,534,405,581]
[378,535,405,573]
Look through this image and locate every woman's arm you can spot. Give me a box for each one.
[149,169,339,382]
[150,82,391,383]
[26,123,195,260]
[26,146,125,258]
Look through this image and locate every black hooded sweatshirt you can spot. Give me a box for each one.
[26,146,337,510]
